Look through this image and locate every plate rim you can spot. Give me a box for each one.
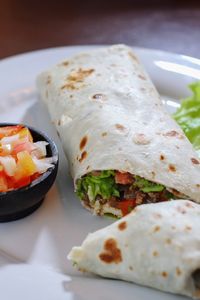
[1,44,200,66]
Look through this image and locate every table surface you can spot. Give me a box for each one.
[0,0,200,60]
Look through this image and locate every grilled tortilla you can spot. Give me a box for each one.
[37,44,200,217]
[68,200,200,299]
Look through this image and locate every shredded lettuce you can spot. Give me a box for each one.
[133,176,165,193]
[76,170,119,202]
[173,81,200,157]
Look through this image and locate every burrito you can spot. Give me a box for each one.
[68,200,200,299]
[37,44,200,218]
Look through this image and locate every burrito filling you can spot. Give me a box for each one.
[76,170,186,217]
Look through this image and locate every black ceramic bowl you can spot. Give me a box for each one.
[0,123,59,222]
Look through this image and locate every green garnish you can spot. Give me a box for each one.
[173,81,200,157]
[133,176,165,193]
[104,213,120,219]
[166,191,175,199]
[76,170,119,202]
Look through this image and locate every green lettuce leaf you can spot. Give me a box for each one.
[173,81,200,157]
[76,170,119,202]
[133,176,165,193]
[76,172,171,202]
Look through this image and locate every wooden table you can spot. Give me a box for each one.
[0,0,200,59]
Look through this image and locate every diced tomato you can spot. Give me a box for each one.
[117,199,136,216]
[6,174,31,189]
[0,168,8,192]
[30,172,40,181]
[12,140,34,155]
[13,176,31,189]
[0,125,23,139]
[6,175,15,189]
[115,171,134,185]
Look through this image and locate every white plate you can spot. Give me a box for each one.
[0,45,200,300]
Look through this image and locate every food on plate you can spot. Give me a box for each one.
[68,200,200,299]
[174,81,200,157]
[37,44,200,218]
[76,171,182,217]
[0,124,56,192]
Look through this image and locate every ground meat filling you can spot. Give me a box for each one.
[118,185,170,204]
[79,171,176,216]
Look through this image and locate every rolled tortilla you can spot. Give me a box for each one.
[68,200,200,299]
[37,44,200,217]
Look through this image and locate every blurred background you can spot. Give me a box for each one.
[0,0,200,59]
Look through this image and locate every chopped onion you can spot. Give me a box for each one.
[1,134,19,145]
[32,157,54,174]
[31,141,48,158]
[43,156,58,164]
[0,156,17,176]
[1,144,12,154]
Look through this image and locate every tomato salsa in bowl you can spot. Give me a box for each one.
[0,123,58,222]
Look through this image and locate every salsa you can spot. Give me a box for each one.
[0,125,55,192]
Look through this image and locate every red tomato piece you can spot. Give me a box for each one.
[0,125,23,139]
[0,169,8,192]
[6,176,15,190]
[13,176,31,189]
[30,172,40,181]
[115,171,134,185]
[12,140,34,155]
[117,199,136,216]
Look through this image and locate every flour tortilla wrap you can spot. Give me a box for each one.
[68,200,200,299]
[37,45,200,217]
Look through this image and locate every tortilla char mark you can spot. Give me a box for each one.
[68,68,94,82]
[101,132,108,137]
[163,130,184,139]
[161,271,168,278]
[60,61,69,66]
[138,74,146,80]
[80,136,88,150]
[160,154,165,161]
[115,124,126,131]
[132,133,151,145]
[92,94,107,101]
[153,225,161,233]
[118,221,127,231]
[78,151,87,163]
[46,75,51,84]
[177,206,187,214]
[99,238,122,264]
[128,51,139,63]
[61,68,95,90]
[191,158,200,165]
[168,164,176,172]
